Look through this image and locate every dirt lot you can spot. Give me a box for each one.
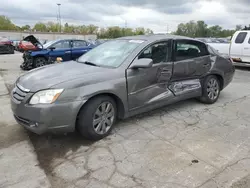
[1,53,250,188]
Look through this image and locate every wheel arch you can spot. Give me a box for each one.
[76,92,126,125]
[203,72,224,90]
[32,54,48,60]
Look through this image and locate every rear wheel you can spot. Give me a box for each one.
[77,96,117,140]
[199,75,221,104]
[34,57,47,68]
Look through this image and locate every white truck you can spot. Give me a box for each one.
[209,30,250,67]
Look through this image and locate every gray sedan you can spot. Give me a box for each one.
[11,35,235,140]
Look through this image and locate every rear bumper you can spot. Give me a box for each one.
[223,66,235,89]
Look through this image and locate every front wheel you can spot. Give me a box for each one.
[34,57,47,68]
[199,75,221,104]
[77,96,117,140]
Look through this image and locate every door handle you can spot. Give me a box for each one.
[244,47,249,50]
[203,63,210,67]
[65,51,71,54]
[161,68,171,73]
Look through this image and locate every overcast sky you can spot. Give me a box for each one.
[1,0,250,33]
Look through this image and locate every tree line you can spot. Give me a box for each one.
[174,20,249,38]
[0,15,153,38]
[1,15,250,39]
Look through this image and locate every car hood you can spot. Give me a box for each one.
[23,35,42,47]
[17,61,112,92]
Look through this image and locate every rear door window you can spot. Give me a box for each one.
[235,32,247,44]
[73,40,87,48]
[175,40,209,61]
[52,40,71,49]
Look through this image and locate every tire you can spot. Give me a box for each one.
[8,46,14,54]
[199,75,221,104]
[5,45,14,54]
[34,57,47,68]
[77,96,117,140]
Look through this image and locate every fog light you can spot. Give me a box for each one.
[30,122,39,128]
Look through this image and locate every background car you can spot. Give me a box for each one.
[18,41,38,52]
[94,39,109,46]
[10,39,21,50]
[0,37,14,54]
[20,35,97,70]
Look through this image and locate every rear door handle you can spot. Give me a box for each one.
[65,51,71,54]
[161,68,171,73]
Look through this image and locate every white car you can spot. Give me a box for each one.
[230,30,250,67]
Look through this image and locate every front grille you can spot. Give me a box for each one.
[12,84,30,104]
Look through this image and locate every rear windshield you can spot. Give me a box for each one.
[235,32,247,44]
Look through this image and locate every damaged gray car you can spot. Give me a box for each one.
[11,34,235,140]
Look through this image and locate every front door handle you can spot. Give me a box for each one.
[244,47,249,50]
[65,51,71,54]
[203,63,210,67]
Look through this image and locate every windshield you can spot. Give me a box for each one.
[43,40,58,48]
[78,39,144,68]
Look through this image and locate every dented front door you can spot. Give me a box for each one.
[126,41,174,110]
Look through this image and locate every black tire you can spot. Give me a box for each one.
[34,57,47,68]
[77,96,117,140]
[5,45,14,54]
[199,75,221,104]
[9,46,14,54]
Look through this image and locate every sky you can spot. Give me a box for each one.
[1,0,250,33]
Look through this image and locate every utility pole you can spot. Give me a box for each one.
[57,3,61,33]
[124,20,127,36]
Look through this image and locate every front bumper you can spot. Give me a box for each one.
[21,52,34,70]
[11,96,85,134]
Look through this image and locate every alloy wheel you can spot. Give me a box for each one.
[93,102,115,135]
[207,78,219,100]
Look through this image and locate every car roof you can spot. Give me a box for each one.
[118,34,197,42]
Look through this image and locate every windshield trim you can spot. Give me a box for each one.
[43,40,60,49]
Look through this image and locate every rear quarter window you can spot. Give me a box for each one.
[235,32,247,44]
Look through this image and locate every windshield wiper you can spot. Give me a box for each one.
[81,61,99,67]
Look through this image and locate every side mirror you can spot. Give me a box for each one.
[130,58,153,69]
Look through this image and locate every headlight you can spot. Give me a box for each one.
[29,89,64,105]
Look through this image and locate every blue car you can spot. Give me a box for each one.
[21,35,96,70]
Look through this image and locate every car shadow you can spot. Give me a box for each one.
[28,131,94,174]
[27,98,202,175]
